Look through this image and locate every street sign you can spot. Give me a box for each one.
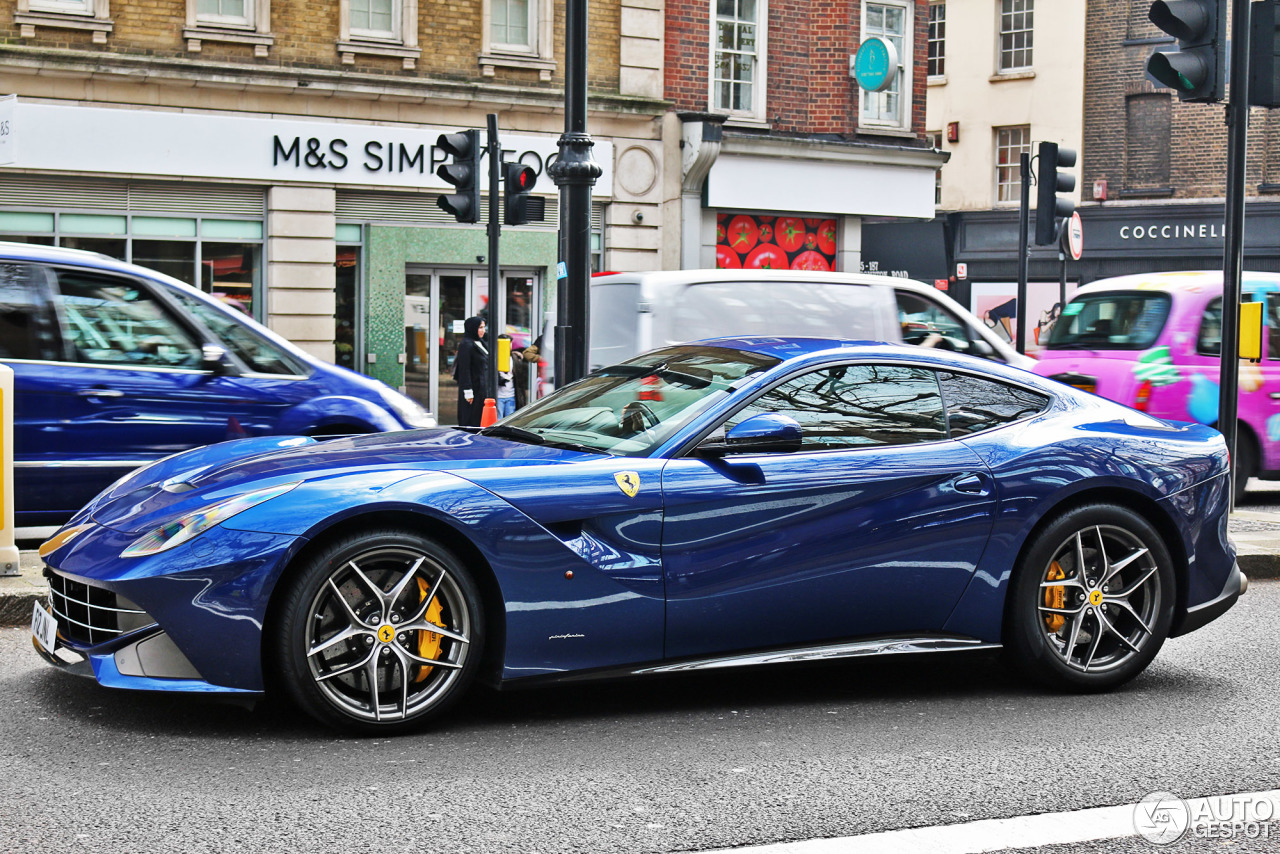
[1067,211,1084,260]
[854,37,899,92]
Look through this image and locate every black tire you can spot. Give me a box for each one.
[1005,504,1175,692]
[1234,429,1258,505]
[272,529,485,734]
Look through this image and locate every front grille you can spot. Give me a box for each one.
[45,570,152,646]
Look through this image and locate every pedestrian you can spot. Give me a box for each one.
[514,342,539,409]
[454,315,488,427]
[496,333,518,419]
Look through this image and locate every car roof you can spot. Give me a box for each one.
[592,269,925,289]
[1073,269,1280,298]
[0,240,141,272]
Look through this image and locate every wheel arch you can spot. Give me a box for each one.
[261,509,508,691]
[999,486,1189,644]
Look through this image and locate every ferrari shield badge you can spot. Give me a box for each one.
[614,471,641,497]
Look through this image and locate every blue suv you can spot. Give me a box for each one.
[0,242,433,529]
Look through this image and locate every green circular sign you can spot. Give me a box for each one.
[855,37,899,93]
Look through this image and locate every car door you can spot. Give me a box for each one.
[660,361,998,660]
[0,261,78,524]
[45,266,291,515]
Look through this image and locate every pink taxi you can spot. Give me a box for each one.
[1034,270,1280,500]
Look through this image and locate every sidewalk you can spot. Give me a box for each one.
[3,513,1279,628]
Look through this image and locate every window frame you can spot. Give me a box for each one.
[709,0,770,124]
[859,0,912,131]
[994,124,1032,205]
[997,0,1034,74]
[337,0,419,66]
[183,0,272,55]
[928,1,946,79]
[15,0,112,42]
[480,0,554,79]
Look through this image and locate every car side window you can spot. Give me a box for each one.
[53,270,203,369]
[168,288,303,376]
[1265,294,1280,361]
[0,263,59,361]
[895,290,975,354]
[727,363,948,450]
[937,371,1049,437]
[1197,298,1223,356]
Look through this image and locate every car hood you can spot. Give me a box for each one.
[88,428,585,534]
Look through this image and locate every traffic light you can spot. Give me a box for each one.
[1035,142,1076,246]
[1146,0,1226,102]
[1251,0,1280,108]
[436,129,481,223]
[503,162,546,226]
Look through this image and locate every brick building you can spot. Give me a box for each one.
[1076,0,1280,281]
[658,0,944,272]
[0,0,666,423]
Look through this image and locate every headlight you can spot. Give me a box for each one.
[121,481,301,558]
[378,387,436,428]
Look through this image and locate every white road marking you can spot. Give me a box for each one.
[702,789,1280,854]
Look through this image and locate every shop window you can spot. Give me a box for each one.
[1125,93,1171,193]
[15,0,112,42]
[0,212,264,318]
[716,213,837,271]
[339,0,420,68]
[928,2,945,79]
[997,0,1033,73]
[994,125,1031,204]
[711,0,768,123]
[184,0,273,56]
[480,0,553,79]
[335,241,362,373]
[860,1,910,130]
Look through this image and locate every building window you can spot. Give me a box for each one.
[184,0,272,55]
[995,125,1031,204]
[338,0,419,67]
[1125,94,1171,191]
[480,0,553,79]
[15,0,112,41]
[0,211,265,319]
[998,0,1033,72]
[712,0,768,121]
[860,1,910,129]
[928,2,945,78]
[336,224,364,374]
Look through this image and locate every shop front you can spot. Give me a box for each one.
[0,98,618,424]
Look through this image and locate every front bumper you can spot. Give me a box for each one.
[1171,561,1248,637]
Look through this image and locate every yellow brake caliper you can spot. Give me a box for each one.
[1043,561,1066,633]
[414,578,445,683]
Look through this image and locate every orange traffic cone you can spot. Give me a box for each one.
[480,397,498,427]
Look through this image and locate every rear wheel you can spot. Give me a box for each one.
[1233,429,1258,505]
[273,529,484,734]
[1005,504,1174,691]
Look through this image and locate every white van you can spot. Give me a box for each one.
[589,270,1032,371]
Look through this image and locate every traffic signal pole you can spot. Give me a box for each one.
[1016,152,1031,355]
[486,113,501,403]
[1220,0,1253,506]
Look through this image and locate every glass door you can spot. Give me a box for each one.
[404,267,540,425]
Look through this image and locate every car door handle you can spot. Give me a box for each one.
[78,387,123,399]
[951,473,990,496]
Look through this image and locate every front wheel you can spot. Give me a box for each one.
[273,530,484,734]
[1005,504,1174,692]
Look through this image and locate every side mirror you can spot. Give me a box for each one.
[201,344,229,375]
[697,413,803,456]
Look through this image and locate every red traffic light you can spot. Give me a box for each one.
[504,163,538,193]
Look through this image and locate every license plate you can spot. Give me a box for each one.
[32,602,57,653]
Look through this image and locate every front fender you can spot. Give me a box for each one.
[275,395,403,435]
[224,470,666,682]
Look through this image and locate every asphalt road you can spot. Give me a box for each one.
[2,583,1278,854]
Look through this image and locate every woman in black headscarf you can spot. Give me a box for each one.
[454,315,488,426]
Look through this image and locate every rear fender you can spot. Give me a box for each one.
[275,395,402,435]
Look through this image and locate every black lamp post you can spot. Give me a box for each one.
[547,0,602,386]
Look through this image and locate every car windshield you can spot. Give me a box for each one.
[490,345,780,456]
[1047,292,1171,350]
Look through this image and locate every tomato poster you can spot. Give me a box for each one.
[716,213,838,271]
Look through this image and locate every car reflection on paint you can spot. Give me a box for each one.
[33,338,1243,733]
